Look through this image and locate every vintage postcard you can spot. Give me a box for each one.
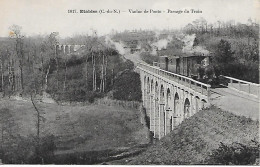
[0,0,259,165]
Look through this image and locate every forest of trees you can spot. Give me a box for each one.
[116,18,259,83]
[183,17,259,83]
[0,25,141,102]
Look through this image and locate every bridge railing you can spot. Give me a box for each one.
[138,63,211,99]
[219,75,260,97]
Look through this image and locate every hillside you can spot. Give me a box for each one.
[0,98,150,164]
[124,106,259,165]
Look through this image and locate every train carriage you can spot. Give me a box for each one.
[158,53,211,80]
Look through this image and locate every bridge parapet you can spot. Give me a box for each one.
[219,75,260,98]
[138,62,211,101]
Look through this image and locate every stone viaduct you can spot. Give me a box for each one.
[137,63,211,140]
[55,44,85,55]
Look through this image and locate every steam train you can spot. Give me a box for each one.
[157,53,217,84]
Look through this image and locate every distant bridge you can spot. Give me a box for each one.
[137,63,259,140]
[55,44,85,55]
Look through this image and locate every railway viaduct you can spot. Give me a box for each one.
[137,62,259,140]
[55,44,85,55]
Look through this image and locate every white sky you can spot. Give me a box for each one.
[0,0,259,38]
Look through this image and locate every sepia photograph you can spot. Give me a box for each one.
[0,0,259,165]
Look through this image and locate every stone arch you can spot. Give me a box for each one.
[166,88,173,132]
[160,84,165,102]
[149,79,154,132]
[155,81,159,99]
[151,79,154,94]
[174,93,180,116]
[201,99,207,109]
[144,75,147,90]
[61,45,64,54]
[143,75,147,102]
[65,45,69,54]
[173,92,180,128]
[146,77,151,117]
[195,96,200,113]
[184,98,191,119]
[166,88,171,108]
[70,45,75,53]
[147,77,150,94]
[159,84,166,137]
[153,81,159,138]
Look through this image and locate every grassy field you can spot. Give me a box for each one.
[1,98,258,164]
[120,105,259,165]
[0,98,150,164]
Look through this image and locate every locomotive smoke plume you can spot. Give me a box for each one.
[150,35,173,55]
[152,39,168,50]
[182,34,209,55]
[105,36,128,55]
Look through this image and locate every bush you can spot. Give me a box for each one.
[112,70,142,101]
[0,134,56,164]
[207,141,259,165]
[87,91,104,103]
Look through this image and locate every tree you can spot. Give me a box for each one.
[213,39,234,76]
[83,35,96,91]
[0,48,8,93]
[214,39,234,63]
[192,20,200,33]
[40,42,50,91]
[184,23,195,34]
[9,25,25,93]
[49,32,59,90]
[199,17,207,33]
[39,33,59,93]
